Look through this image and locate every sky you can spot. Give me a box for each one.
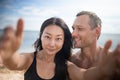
[0,0,120,34]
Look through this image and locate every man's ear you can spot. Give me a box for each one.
[95,26,101,38]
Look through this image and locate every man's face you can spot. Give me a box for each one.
[72,15,97,48]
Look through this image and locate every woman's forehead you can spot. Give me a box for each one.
[43,25,64,36]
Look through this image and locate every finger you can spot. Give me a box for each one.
[3,27,15,41]
[0,27,15,49]
[16,18,24,38]
[113,44,120,55]
[103,40,112,54]
[99,40,112,62]
[4,26,14,34]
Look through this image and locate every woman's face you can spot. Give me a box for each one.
[41,25,64,55]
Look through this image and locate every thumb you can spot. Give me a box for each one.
[16,18,24,44]
[16,18,24,39]
[14,18,24,51]
[98,40,112,64]
[103,40,112,54]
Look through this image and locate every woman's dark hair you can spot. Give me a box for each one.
[34,17,72,80]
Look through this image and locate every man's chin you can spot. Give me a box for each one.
[73,44,82,48]
[74,45,79,48]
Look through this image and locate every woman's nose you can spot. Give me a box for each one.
[49,39,56,47]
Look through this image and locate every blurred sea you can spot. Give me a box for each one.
[0,30,120,53]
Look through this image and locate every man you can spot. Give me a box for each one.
[70,11,105,68]
[70,11,120,79]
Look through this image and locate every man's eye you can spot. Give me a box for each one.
[78,28,83,31]
[72,26,74,30]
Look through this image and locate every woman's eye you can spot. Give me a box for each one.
[45,36,50,39]
[57,38,62,41]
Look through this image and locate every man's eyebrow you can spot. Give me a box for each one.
[72,26,74,29]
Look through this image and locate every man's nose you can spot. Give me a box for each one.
[72,30,77,38]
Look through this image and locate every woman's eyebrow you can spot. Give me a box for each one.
[45,32,63,36]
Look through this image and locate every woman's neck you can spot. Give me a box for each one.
[38,50,55,63]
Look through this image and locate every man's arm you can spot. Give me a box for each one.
[68,40,120,80]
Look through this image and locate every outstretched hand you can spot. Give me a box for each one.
[98,40,120,78]
[0,19,24,59]
[98,40,112,65]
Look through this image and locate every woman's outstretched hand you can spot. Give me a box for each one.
[0,19,24,60]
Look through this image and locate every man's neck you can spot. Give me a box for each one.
[80,44,101,61]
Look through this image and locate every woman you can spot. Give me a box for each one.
[26,17,73,80]
[0,17,72,80]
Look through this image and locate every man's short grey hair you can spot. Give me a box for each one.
[76,11,102,29]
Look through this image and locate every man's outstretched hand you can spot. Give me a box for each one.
[98,40,120,79]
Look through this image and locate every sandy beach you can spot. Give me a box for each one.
[0,66,24,80]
